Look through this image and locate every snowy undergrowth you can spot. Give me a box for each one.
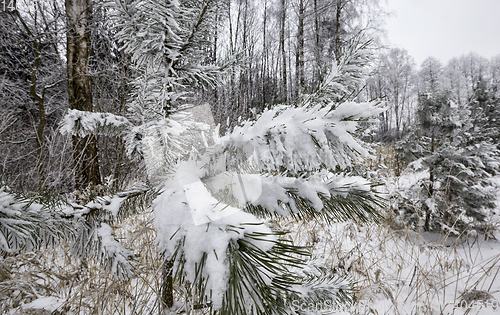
[1,210,165,315]
[4,155,500,314]
[279,217,500,315]
[330,146,500,315]
[3,200,500,315]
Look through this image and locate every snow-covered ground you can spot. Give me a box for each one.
[282,217,500,314]
[3,175,500,315]
[9,221,500,314]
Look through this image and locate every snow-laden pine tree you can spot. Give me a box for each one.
[469,76,500,146]
[395,77,500,234]
[55,1,384,313]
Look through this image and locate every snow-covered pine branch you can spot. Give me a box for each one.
[222,102,383,175]
[59,106,210,173]
[302,35,374,107]
[70,219,135,279]
[289,260,356,308]
[0,187,73,254]
[102,0,227,122]
[59,109,131,137]
[244,173,382,223]
[62,187,151,219]
[0,185,153,278]
[65,186,153,279]
[154,185,311,314]
[146,88,384,314]
[103,0,182,71]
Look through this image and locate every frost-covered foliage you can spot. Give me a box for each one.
[154,187,295,312]
[0,187,72,254]
[395,146,498,233]
[59,109,132,137]
[469,76,500,145]
[213,100,384,226]
[66,187,152,279]
[59,0,227,161]
[394,88,500,233]
[102,0,225,121]
[145,90,383,312]
[0,183,150,279]
[226,102,380,174]
[144,67,383,315]
[102,0,179,119]
[104,0,180,71]
[303,36,374,106]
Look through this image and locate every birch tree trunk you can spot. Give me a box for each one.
[66,0,101,188]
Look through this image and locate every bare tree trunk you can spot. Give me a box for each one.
[394,89,400,139]
[213,5,218,64]
[160,259,174,313]
[280,0,288,104]
[239,0,248,115]
[261,0,267,107]
[66,0,101,189]
[213,5,219,107]
[295,0,305,97]
[31,45,46,182]
[29,41,46,181]
[334,0,342,64]
[288,35,293,101]
[314,0,321,84]
[424,133,436,231]
[227,0,236,127]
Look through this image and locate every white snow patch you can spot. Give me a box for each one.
[22,296,64,312]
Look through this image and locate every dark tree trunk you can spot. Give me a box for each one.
[295,0,305,96]
[334,0,342,64]
[424,133,436,231]
[314,0,321,84]
[261,0,267,107]
[66,0,101,188]
[280,0,287,104]
[30,42,46,181]
[161,259,174,312]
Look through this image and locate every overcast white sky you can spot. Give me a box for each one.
[384,0,500,67]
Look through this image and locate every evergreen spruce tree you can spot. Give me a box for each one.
[469,76,500,145]
[395,78,500,234]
